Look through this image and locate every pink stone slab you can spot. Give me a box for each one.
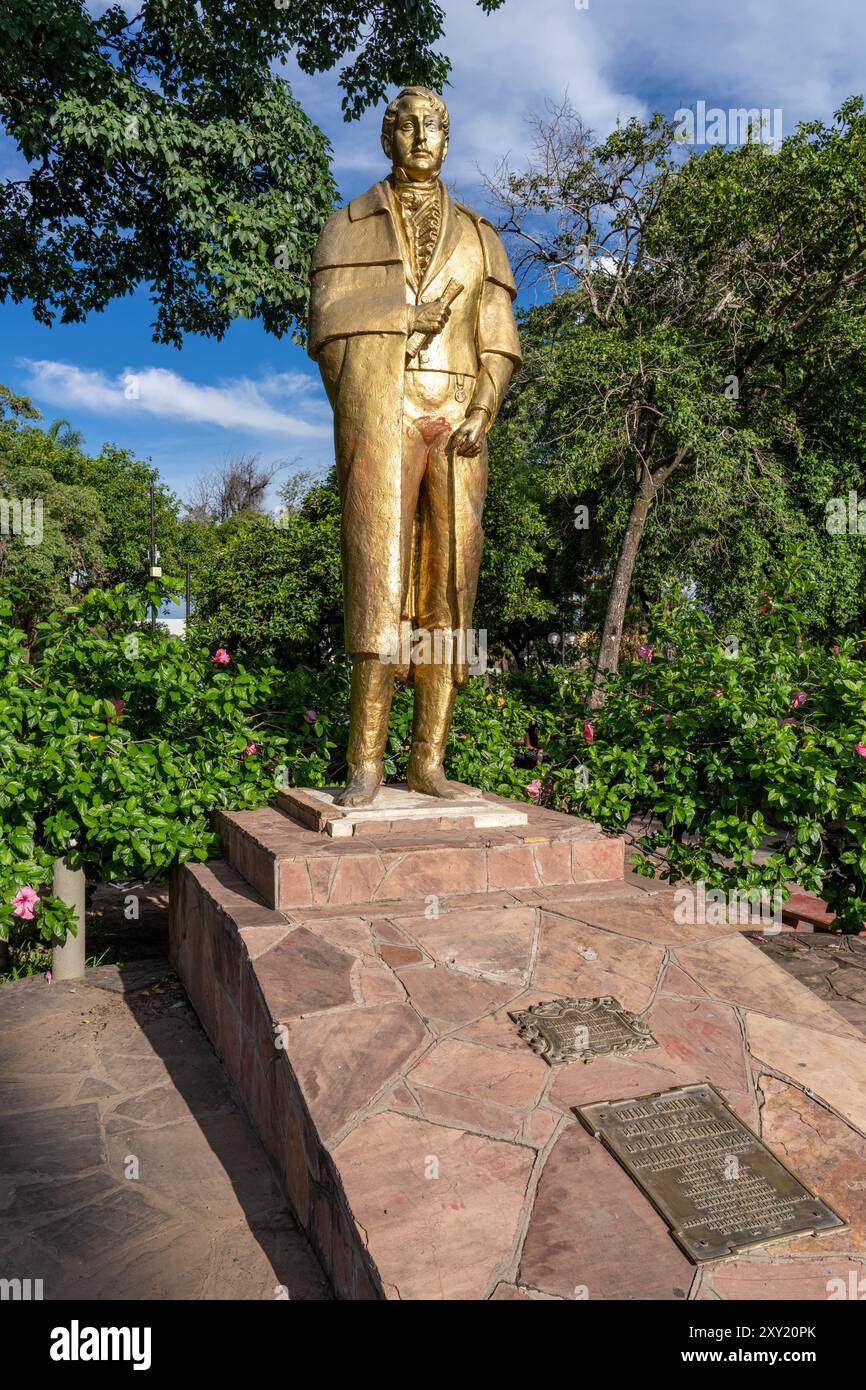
[676,933,861,1038]
[543,892,746,946]
[532,912,665,1013]
[519,1125,695,1300]
[332,1112,535,1300]
[746,1012,866,1134]
[408,1037,549,1110]
[758,1075,866,1256]
[285,1003,429,1144]
[708,1256,866,1301]
[411,1083,525,1140]
[399,906,537,984]
[395,964,516,1030]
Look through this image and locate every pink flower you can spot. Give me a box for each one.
[855,743,866,758]
[713,689,723,697]
[582,721,594,743]
[109,697,126,718]
[661,713,671,723]
[642,703,653,712]
[637,645,653,662]
[833,644,840,654]
[791,691,807,709]
[304,708,317,724]
[242,743,257,757]
[525,778,542,799]
[11,886,39,920]
[212,648,230,665]
[45,970,53,984]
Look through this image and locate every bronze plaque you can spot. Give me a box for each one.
[577,1083,847,1262]
[509,996,656,1066]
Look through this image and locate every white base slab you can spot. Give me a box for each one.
[304,783,529,838]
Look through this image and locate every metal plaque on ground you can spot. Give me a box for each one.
[576,1083,847,1262]
[509,996,656,1066]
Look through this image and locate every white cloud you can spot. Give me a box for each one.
[19,360,330,440]
[288,0,866,206]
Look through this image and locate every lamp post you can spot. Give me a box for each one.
[148,483,162,627]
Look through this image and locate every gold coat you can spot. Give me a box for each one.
[308,178,521,658]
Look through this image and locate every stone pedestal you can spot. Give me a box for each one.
[169,786,866,1300]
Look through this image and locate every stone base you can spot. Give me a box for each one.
[278,782,528,838]
[214,793,623,912]
[170,790,866,1300]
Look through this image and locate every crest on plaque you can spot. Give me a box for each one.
[509,995,657,1066]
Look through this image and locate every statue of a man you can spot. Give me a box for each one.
[308,86,521,806]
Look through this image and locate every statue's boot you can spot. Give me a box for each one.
[406,660,467,799]
[336,654,394,807]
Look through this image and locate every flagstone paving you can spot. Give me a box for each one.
[170,796,866,1300]
[0,963,329,1300]
[754,930,866,1036]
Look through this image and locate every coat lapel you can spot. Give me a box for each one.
[419,184,461,296]
[345,178,462,298]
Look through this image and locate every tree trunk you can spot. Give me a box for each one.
[588,448,688,709]
[588,485,654,709]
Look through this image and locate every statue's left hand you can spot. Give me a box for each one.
[449,409,488,457]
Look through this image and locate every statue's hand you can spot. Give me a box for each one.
[411,299,452,335]
[449,409,488,457]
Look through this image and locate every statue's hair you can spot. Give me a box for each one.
[381,87,450,159]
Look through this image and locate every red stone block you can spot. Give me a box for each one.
[533,840,572,886]
[375,847,488,898]
[278,859,314,910]
[327,853,385,905]
[488,844,539,891]
[571,835,624,881]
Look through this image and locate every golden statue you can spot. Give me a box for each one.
[308,87,521,806]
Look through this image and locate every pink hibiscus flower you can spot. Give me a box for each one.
[525,778,542,799]
[11,886,39,920]
[582,721,594,743]
[242,743,257,758]
[304,708,317,724]
[212,648,230,665]
[855,743,866,758]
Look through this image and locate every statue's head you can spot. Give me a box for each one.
[381,86,449,180]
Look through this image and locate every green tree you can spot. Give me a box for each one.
[0,0,505,346]
[187,481,343,667]
[475,434,562,667]
[489,98,866,697]
[0,404,190,590]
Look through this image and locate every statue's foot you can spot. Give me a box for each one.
[335,765,382,807]
[406,763,467,800]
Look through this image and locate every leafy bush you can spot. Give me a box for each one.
[0,582,307,955]
[545,594,866,933]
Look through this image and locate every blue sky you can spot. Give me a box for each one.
[3,0,865,508]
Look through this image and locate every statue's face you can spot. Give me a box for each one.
[390,96,448,180]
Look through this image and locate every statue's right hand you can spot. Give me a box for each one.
[411,300,451,336]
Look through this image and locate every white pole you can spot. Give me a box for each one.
[51,857,86,980]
